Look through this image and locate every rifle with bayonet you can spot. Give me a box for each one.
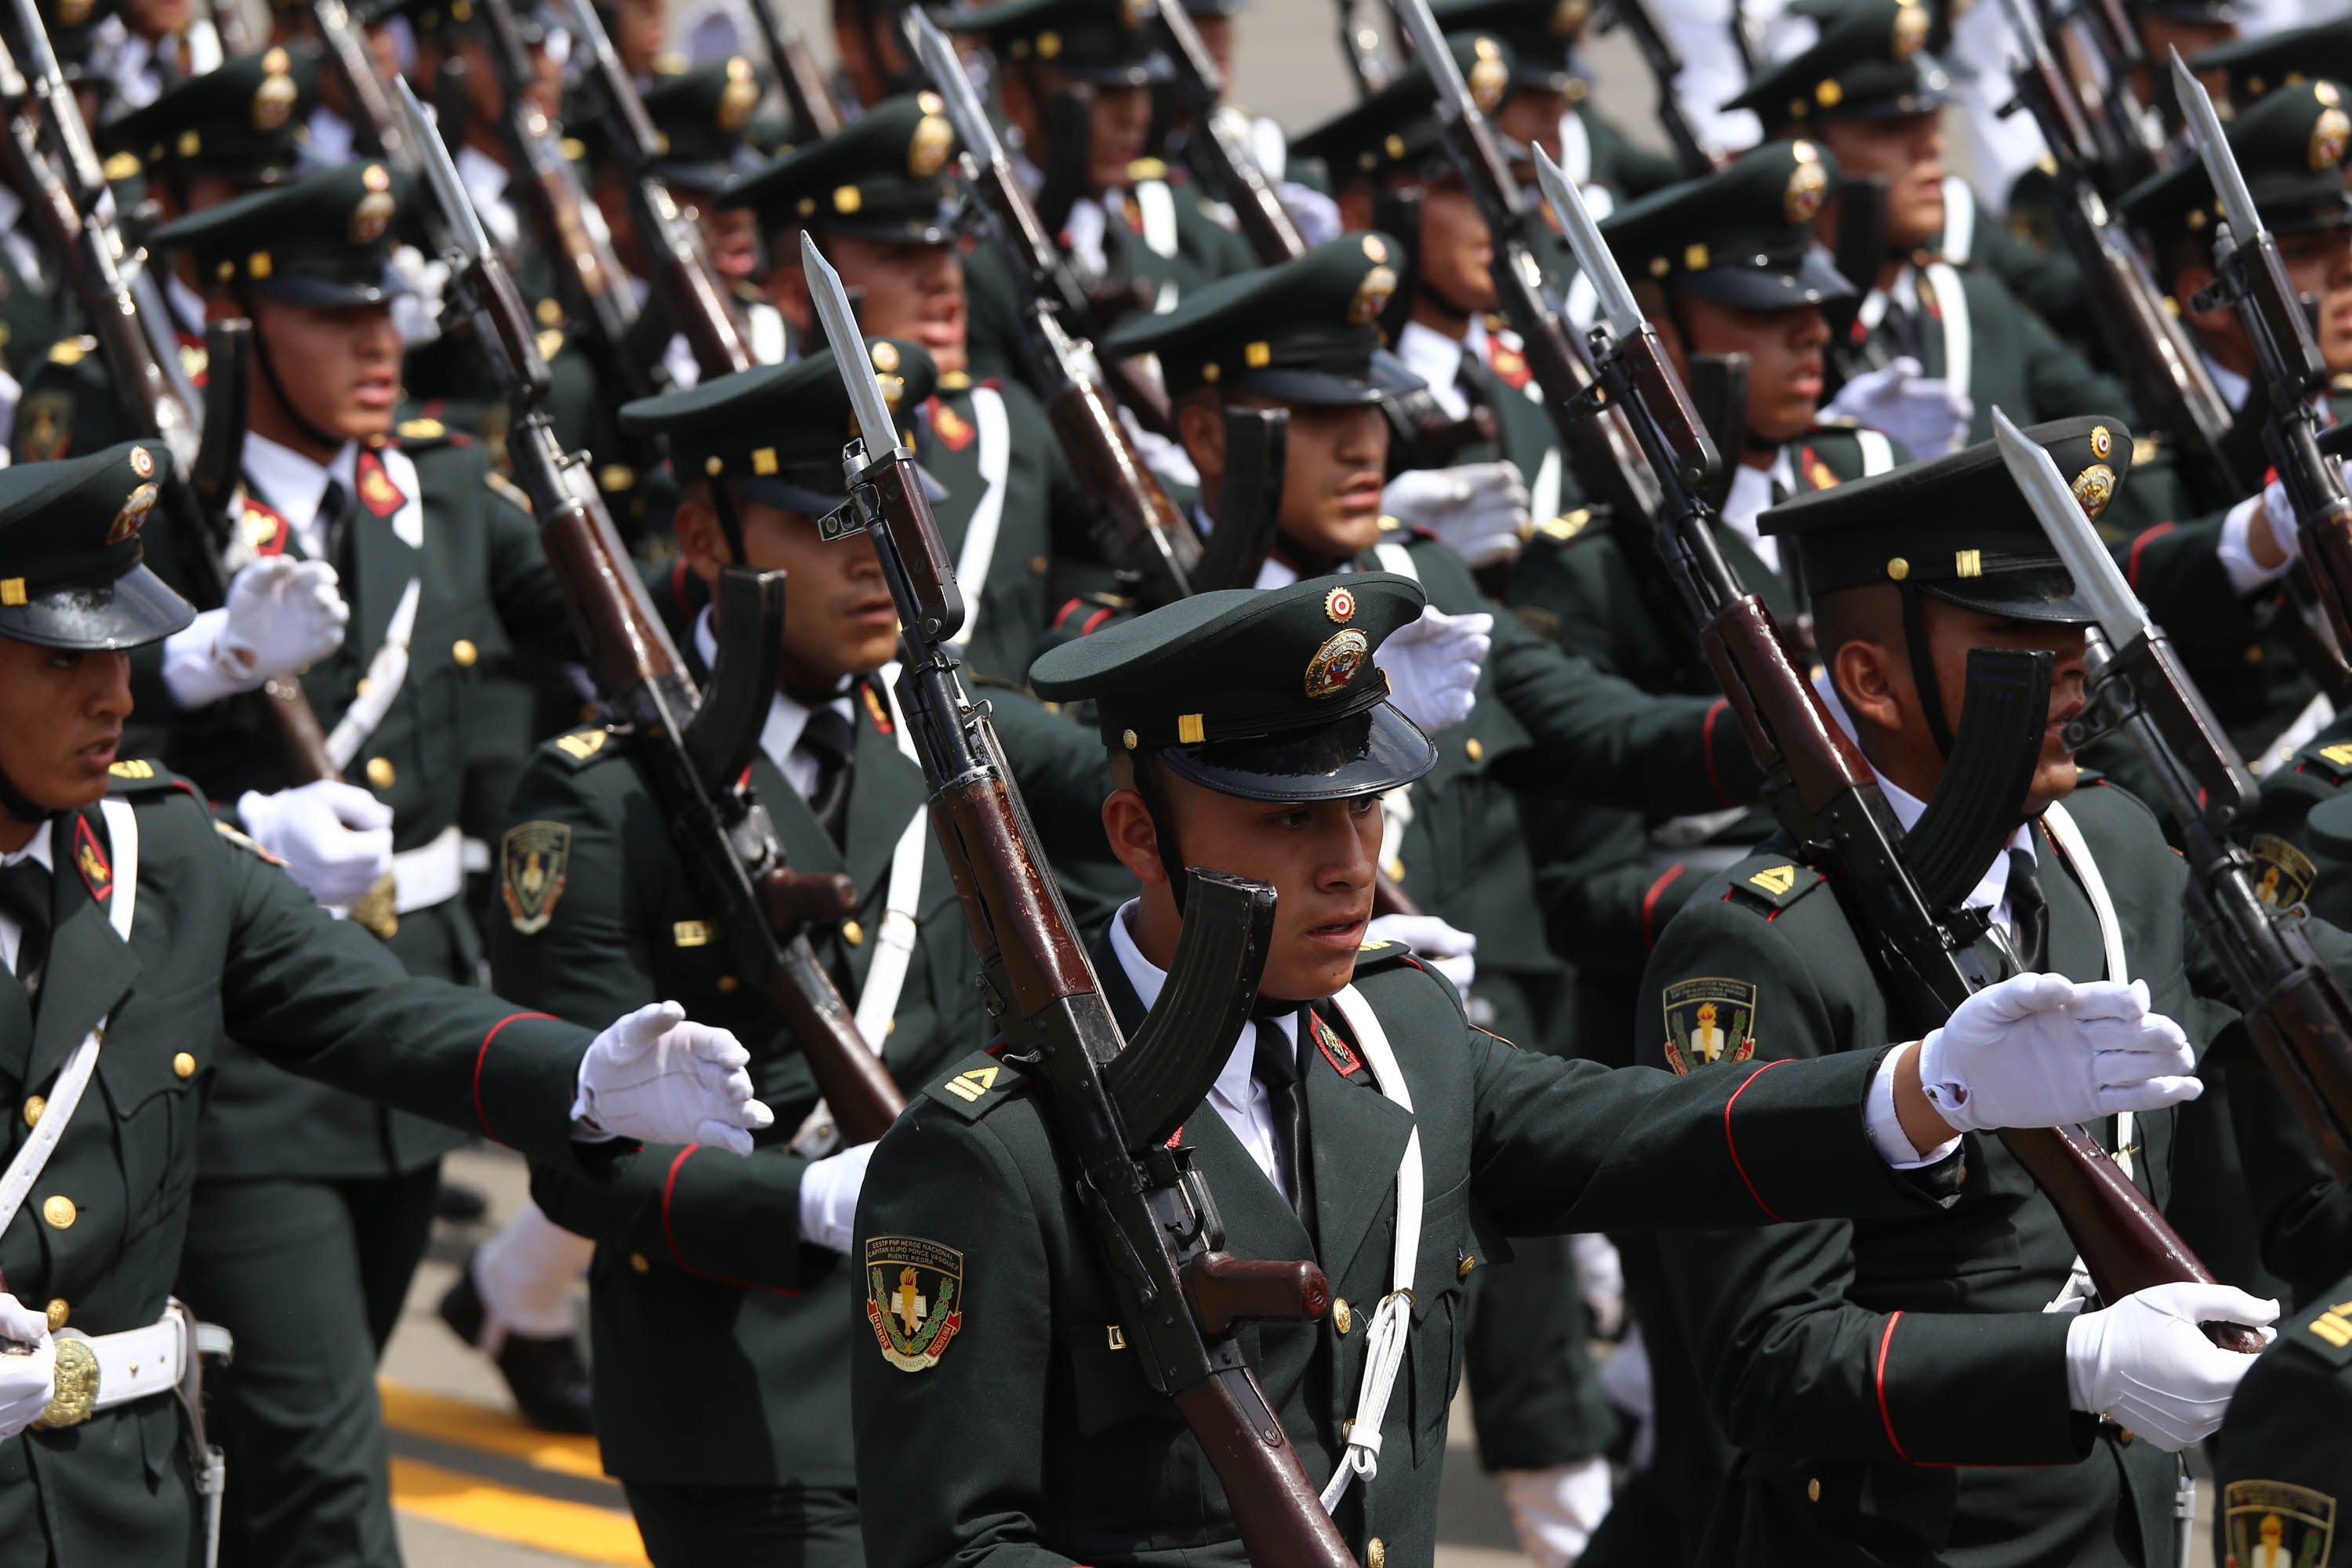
[2172,53,2352,699]
[398,77,906,1145]
[1541,147,2267,1351]
[1152,0,1305,264]
[743,0,842,140]
[803,230,1355,1566]
[310,0,415,167]
[905,9,1208,608]
[562,0,753,381]
[2037,0,2168,192]
[1339,0,1393,91]
[2002,0,2240,509]
[470,0,658,401]
[1594,0,1717,179]
[1998,408,2352,1186]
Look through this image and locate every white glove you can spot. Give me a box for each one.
[1381,462,1531,570]
[798,1140,877,1253]
[1375,604,1491,735]
[1497,1457,1614,1568]
[1821,356,1973,457]
[2064,1281,2276,1450]
[236,780,394,909]
[1276,179,1343,247]
[1915,975,2201,1133]
[389,243,452,347]
[1366,912,1475,1000]
[573,1000,775,1154]
[162,557,350,710]
[1572,1231,1626,1339]
[0,1294,55,1442]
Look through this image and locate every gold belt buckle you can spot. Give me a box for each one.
[36,1335,97,1428]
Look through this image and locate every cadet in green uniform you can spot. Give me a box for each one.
[491,340,1003,1566]
[717,91,1091,682]
[11,44,320,466]
[129,162,590,1560]
[2113,80,2352,769]
[2214,1272,2352,1568]
[948,0,1255,387]
[0,437,767,1568]
[1724,0,2127,456]
[2194,16,2352,116]
[1639,417,2291,1566]
[850,568,2209,1568]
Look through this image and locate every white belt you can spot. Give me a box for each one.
[42,1311,187,1426]
[391,824,466,914]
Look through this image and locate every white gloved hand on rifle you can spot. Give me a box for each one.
[1381,460,1530,570]
[236,780,394,909]
[1820,356,1972,458]
[2065,1281,2275,1450]
[162,556,349,710]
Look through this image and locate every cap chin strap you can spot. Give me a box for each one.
[242,291,351,457]
[0,765,60,827]
[1897,583,1957,758]
[1132,750,1192,918]
[709,481,750,568]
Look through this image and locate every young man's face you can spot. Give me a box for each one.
[1149,771,1385,1002]
[834,5,916,108]
[1497,85,1568,164]
[787,231,969,376]
[0,637,132,820]
[1001,69,1152,194]
[1817,111,1947,252]
[2180,224,2352,374]
[696,198,761,281]
[125,0,193,39]
[1672,293,1831,446]
[1414,174,1497,320]
[1178,391,1389,565]
[678,488,903,689]
[246,297,404,450]
[612,0,667,78]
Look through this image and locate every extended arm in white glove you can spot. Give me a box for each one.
[1374,604,1492,735]
[1819,355,1973,458]
[1915,975,2200,1134]
[236,781,394,909]
[798,1140,877,1253]
[1379,460,1531,570]
[0,1294,55,1442]
[1364,911,1476,1001]
[2065,1281,2275,1450]
[573,1000,775,1153]
[162,557,349,710]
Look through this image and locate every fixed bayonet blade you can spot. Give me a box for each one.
[908,10,1004,169]
[1991,405,2152,646]
[1392,0,1471,126]
[394,77,494,261]
[801,232,907,459]
[2174,47,2263,245]
[1534,145,1642,340]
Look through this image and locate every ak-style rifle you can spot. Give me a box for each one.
[2002,0,2239,509]
[400,78,906,1145]
[1152,0,1305,265]
[2067,0,2171,173]
[743,0,842,140]
[2001,410,2352,1188]
[1540,147,2265,1350]
[906,9,1209,608]
[310,0,415,168]
[1338,0,1394,92]
[1594,0,1717,179]
[804,231,1353,1567]
[561,0,753,381]
[470,0,656,401]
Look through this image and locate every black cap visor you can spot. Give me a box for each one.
[1229,365,1386,406]
[1917,566,2094,625]
[254,263,412,308]
[1678,245,1857,310]
[0,561,197,650]
[1155,700,1439,802]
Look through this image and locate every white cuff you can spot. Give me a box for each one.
[1867,1047,1960,1169]
[2064,1311,2097,1411]
[2217,492,2292,596]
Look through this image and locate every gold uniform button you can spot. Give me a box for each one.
[843,920,864,947]
[44,1300,66,1331]
[1457,1254,1476,1279]
[365,757,395,788]
[452,638,478,667]
[1367,1538,1385,1568]
[1807,1477,1821,1502]
[1030,555,1049,575]
[172,1053,196,1079]
[629,1253,651,1273]
[717,975,739,993]
[21,1096,42,1128]
[42,1196,74,1229]
[1333,1298,1352,1335]
[2245,644,2264,666]
[1465,737,1483,762]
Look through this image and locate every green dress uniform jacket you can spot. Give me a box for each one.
[492,687,993,1494]
[0,767,601,1567]
[851,928,1963,1568]
[2212,1265,2352,1568]
[1636,777,2304,1566]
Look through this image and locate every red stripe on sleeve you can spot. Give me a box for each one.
[1875,1311,1911,1461]
[660,1143,801,1295]
[2125,522,2176,590]
[472,1011,555,1143]
[1640,863,1686,951]
[1722,1057,1793,1221]
[1703,699,1731,804]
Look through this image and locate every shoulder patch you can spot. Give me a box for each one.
[500,821,572,935]
[214,818,287,866]
[921,1049,1027,1121]
[2222,1479,2337,1567]
[865,1235,966,1371]
[550,728,613,767]
[106,757,157,781]
[484,469,533,515]
[104,759,183,797]
[2251,833,2318,912]
[1661,975,1759,1073]
[1352,938,1417,975]
[1726,860,1824,911]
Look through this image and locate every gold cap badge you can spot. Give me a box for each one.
[2312,104,2350,171]
[909,112,953,177]
[1785,147,1829,223]
[1348,264,1399,325]
[2072,463,2118,521]
[107,483,158,546]
[1304,629,1370,699]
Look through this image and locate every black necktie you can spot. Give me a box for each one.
[316,478,353,581]
[0,858,53,1010]
[2008,848,2049,973]
[797,706,855,848]
[1254,1018,1315,1234]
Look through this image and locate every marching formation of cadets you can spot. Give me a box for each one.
[14,0,2352,1562]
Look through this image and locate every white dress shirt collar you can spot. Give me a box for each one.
[1394,318,1472,422]
[242,434,359,561]
[0,821,55,975]
[1719,448,1794,574]
[2204,353,2250,413]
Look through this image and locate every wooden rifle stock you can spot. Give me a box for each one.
[746,0,842,139]
[1173,1371,1359,1568]
[1044,365,1203,607]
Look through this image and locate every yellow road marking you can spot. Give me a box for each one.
[389,1456,648,1565]
[378,1380,608,1481]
